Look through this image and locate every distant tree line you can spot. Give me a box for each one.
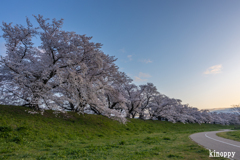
[0,15,239,125]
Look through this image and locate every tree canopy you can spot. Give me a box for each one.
[0,15,239,125]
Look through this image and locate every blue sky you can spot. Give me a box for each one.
[1,0,240,109]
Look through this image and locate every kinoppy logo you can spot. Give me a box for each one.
[209,149,235,158]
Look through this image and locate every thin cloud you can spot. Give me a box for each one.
[134,72,151,82]
[141,59,153,64]
[139,72,151,78]
[204,64,222,74]
[134,76,147,82]
[127,73,132,77]
[119,48,126,53]
[127,55,132,61]
[119,67,124,71]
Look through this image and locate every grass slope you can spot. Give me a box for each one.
[0,105,234,160]
[217,128,240,142]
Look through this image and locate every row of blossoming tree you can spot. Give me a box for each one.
[0,15,239,124]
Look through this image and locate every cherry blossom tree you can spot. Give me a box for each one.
[0,17,43,109]
[149,95,181,122]
[122,83,142,118]
[0,15,128,123]
[1,15,239,125]
[138,83,159,119]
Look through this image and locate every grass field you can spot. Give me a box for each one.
[0,105,234,160]
[217,127,240,142]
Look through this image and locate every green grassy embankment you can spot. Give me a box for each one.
[217,127,240,142]
[0,105,234,160]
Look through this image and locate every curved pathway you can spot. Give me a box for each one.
[190,130,240,160]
